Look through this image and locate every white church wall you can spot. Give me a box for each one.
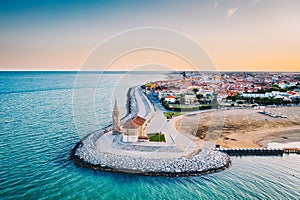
[122,135,138,143]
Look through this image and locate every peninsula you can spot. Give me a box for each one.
[70,86,230,176]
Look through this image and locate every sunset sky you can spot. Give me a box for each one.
[0,0,299,71]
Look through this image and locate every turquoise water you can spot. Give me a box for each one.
[0,72,299,200]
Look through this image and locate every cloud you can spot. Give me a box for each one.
[226,7,238,18]
[214,2,219,9]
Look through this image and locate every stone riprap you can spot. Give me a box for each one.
[74,144,230,176]
[128,86,155,121]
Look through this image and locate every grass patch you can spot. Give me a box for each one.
[169,104,199,109]
[148,133,166,142]
[163,112,182,119]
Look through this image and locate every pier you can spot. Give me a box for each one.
[216,148,300,156]
[283,148,300,154]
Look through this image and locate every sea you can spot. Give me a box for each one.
[0,71,299,200]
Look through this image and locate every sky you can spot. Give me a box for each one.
[0,0,299,71]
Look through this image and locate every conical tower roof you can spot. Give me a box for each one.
[113,99,119,112]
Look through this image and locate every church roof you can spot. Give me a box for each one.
[123,115,146,129]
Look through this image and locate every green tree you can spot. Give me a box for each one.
[196,94,204,99]
[193,88,199,94]
[237,100,243,104]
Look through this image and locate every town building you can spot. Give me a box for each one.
[184,94,196,104]
[165,95,176,103]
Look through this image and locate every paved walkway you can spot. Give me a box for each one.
[96,132,192,158]
[94,108,201,159]
[146,110,199,156]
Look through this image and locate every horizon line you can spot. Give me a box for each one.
[0,70,299,73]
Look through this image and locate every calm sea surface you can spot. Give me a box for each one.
[0,72,299,200]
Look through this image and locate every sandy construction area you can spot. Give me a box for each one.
[175,106,300,148]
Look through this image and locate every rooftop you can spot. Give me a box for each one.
[123,115,146,129]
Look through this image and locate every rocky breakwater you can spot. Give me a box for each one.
[72,144,230,176]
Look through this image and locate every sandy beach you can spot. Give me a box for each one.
[176,107,300,148]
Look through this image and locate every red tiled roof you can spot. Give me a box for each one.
[165,95,175,99]
[132,115,146,126]
[287,91,296,95]
[123,115,146,129]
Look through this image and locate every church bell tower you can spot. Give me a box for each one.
[112,99,120,134]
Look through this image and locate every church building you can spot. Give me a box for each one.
[111,99,148,142]
[122,115,147,142]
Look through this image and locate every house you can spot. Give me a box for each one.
[122,115,147,142]
[287,91,297,96]
[242,93,273,98]
[184,94,195,105]
[165,95,176,103]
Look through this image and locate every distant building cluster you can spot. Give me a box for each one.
[221,72,300,104]
[144,72,300,107]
